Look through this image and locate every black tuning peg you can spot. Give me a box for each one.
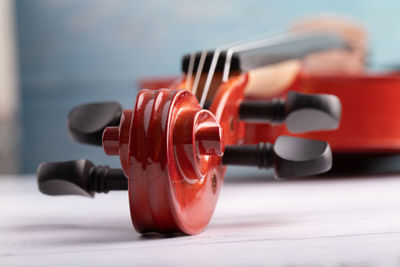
[37,159,127,197]
[68,102,122,146]
[239,91,341,133]
[222,135,332,179]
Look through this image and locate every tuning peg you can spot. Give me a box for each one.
[37,159,127,197]
[68,102,122,146]
[222,135,332,179]
[239,91,341,133]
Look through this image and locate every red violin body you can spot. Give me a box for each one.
[246,72,400,153]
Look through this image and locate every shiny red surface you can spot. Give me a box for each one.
[103,89,230,234]
[293,73,400,152]
[102,72,249,234]
[103,109,133,177]
[243,72,400,152]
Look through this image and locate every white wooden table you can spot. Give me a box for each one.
[2,172,400,266]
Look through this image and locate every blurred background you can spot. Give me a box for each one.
[2,0,400,174]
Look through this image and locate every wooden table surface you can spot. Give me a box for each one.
[2,172,400,266]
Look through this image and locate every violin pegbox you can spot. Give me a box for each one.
[102,89,225,234]
[99,88,332,234]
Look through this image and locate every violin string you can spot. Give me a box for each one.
[222,32,293,82]
[221,20,348,82]
[186,53,195,90]
[199,49,220,107]
[199,20,345,107]
[191,50,207,96]
[221,21,346,82]
[199,28,286,107]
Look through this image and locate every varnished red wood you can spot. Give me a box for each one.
[242,72,400,152]
[103,89,227,234]
[102,72,253,234]
[103,109,133,177]
[291,73,400,152]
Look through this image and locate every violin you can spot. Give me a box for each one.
[36,17,365,235]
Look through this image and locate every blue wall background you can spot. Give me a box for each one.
[15,0,400,173]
